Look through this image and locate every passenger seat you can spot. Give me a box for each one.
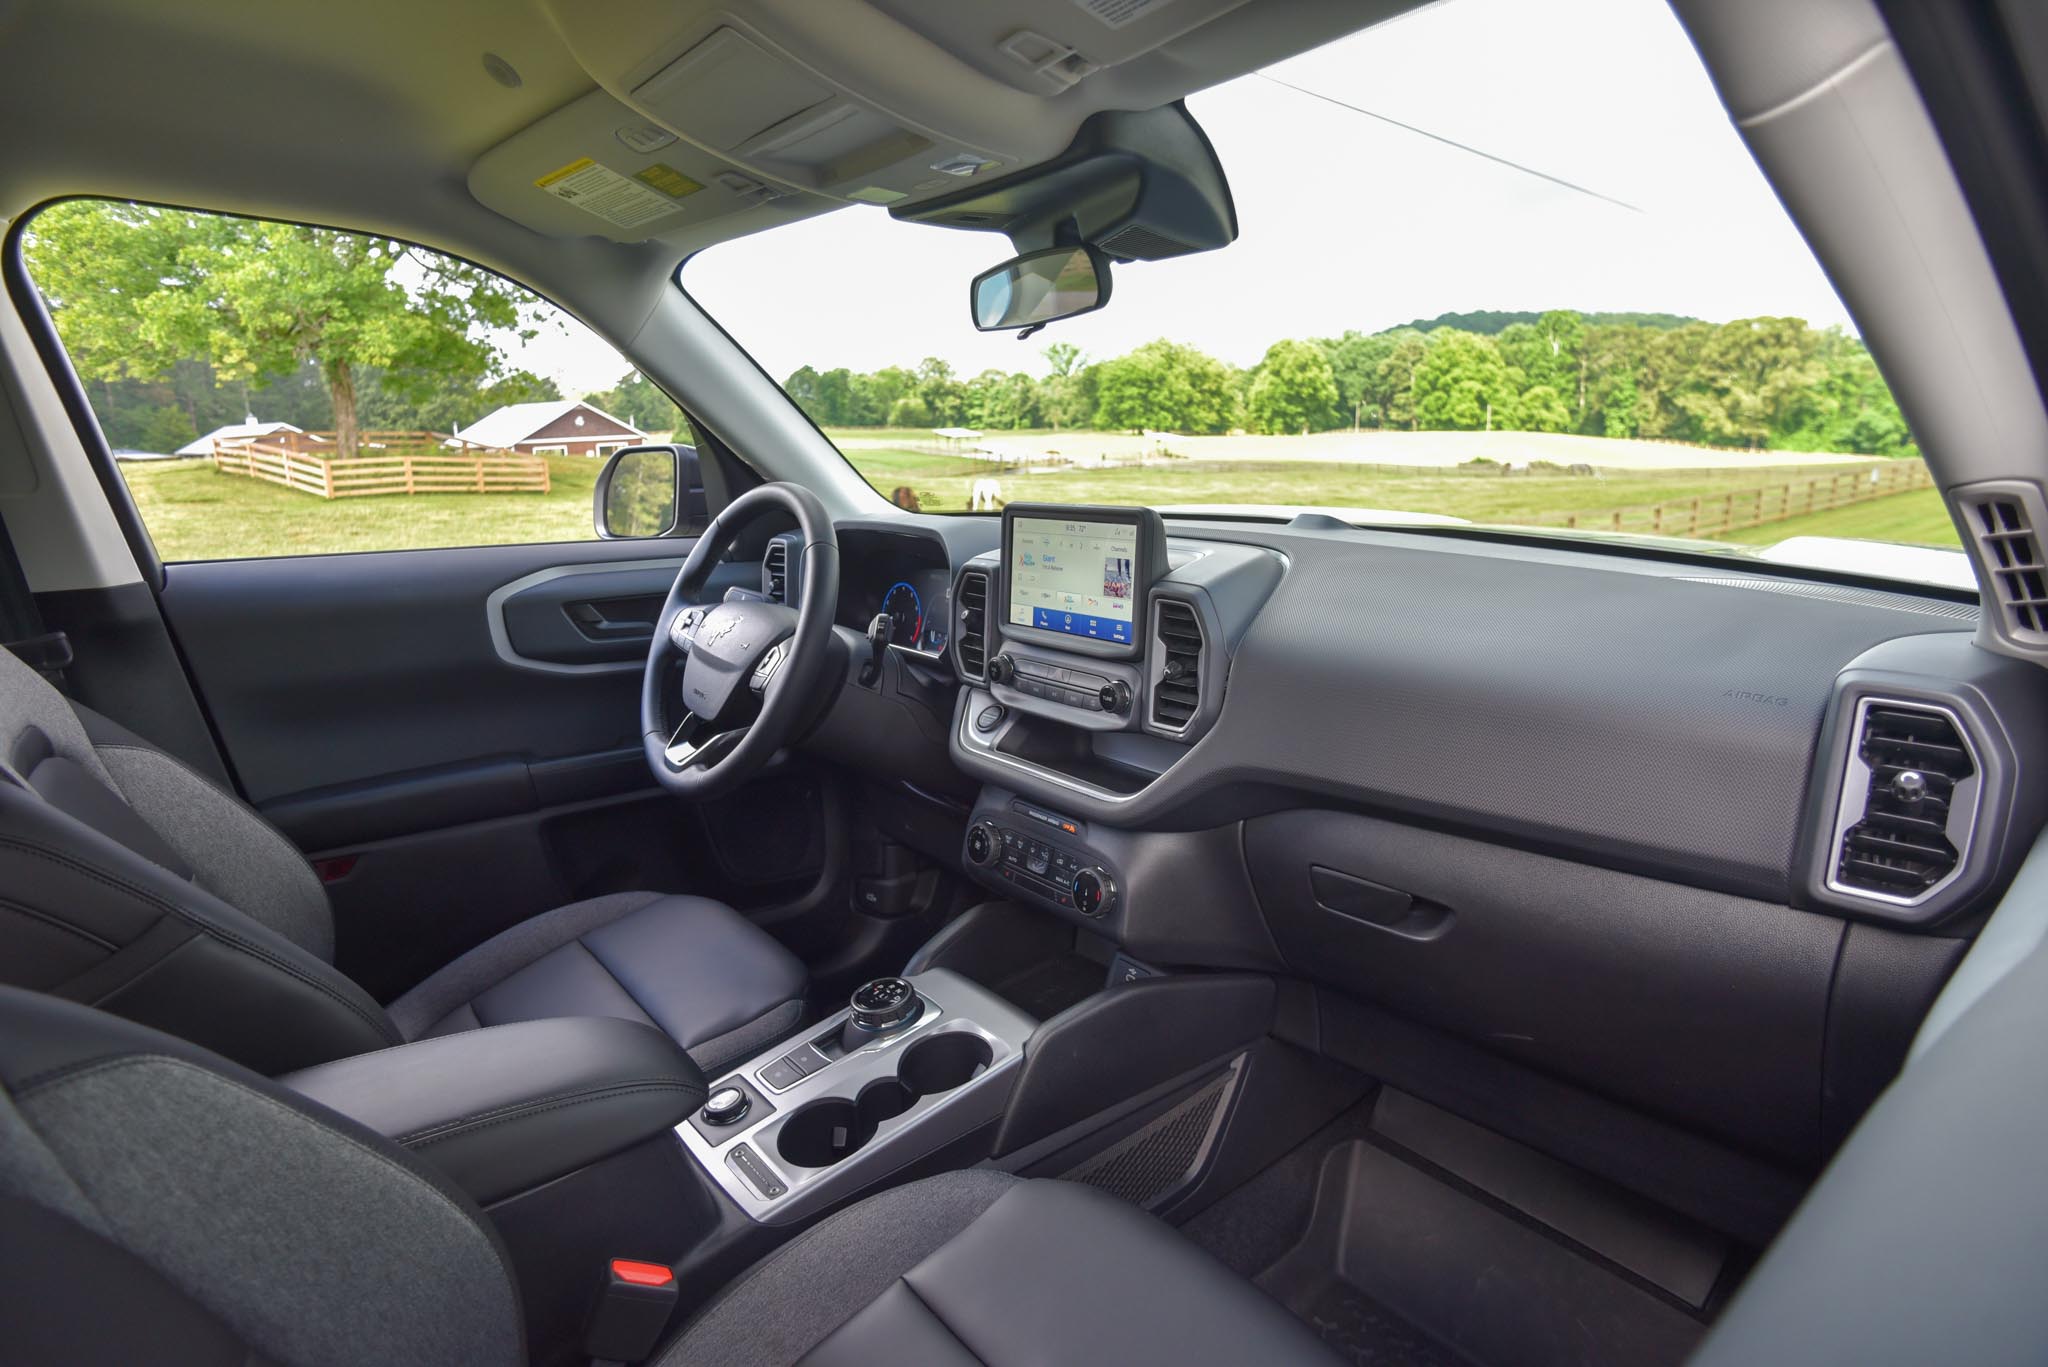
[0,986,1336,1366]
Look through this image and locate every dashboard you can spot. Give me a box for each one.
[832,528,953,657]
[777,501,2048,1180]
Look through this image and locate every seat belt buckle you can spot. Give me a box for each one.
[585,1258,679,1366]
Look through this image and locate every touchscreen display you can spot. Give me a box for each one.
[1008,516,1138,646]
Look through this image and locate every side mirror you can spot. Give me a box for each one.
[594,445,678,539]
[970,246,1111,332]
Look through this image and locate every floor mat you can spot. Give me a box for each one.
[1259,1141,1704,1367]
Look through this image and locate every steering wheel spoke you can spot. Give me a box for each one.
[667,604,708,654]
[664,713,746,770]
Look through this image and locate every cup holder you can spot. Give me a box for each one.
[776,1079,914,1169]
[898,1031,993,1096]
[773,1032,996,1170]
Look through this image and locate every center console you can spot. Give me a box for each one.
[677,968,1035,1223]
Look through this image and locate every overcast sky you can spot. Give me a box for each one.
[528,0,1855,395]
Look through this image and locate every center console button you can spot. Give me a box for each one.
[758,1056,805,1091]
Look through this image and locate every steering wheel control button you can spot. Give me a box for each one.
[975,703,1006,733]
[702,1086,750,1127]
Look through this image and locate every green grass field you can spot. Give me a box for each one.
[117,448,1961,563]
[1717,487,1959,547]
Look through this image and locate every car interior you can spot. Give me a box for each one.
[3,0,2048,1364]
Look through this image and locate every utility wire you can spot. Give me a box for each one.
[1253,72,1644,214]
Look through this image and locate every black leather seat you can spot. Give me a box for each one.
[0,647,806,1076]
[0,987,1337,1366]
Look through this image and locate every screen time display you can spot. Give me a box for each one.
[1008,517,1138,646]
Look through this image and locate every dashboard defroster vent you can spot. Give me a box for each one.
[1955,481,2048,652]
[763,540,788,603]
[1151,597,1204,731]
[1829,699,1979,905]
[955,569,990,682]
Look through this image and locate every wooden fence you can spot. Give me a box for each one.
[1541,460,1933,539]
[211,430,550,499]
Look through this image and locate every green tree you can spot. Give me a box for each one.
[1038,344,1094,430]
[1411,331,1521,431]
[1372,331,1430,430]
[24,201,536,456]
[585,371,682,434]
[1315,331,1397,428]
[1093,339,1238,434]
[1672,317,1827,448]
[1246,339,1340,434]
[1515,384,1572,433]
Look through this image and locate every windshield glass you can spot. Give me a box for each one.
[683,0,1966,591]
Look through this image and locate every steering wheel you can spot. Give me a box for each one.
[641,482,840,799]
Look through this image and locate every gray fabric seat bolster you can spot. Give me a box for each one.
[387,891,808,1074]
[0,987,522,1367]
[660,1171,1343,1367]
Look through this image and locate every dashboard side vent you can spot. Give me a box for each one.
[1830,700,1978,904]
[955,569,989,682]
[763,540,788,603]
[1955,481,2048,649]
[1151,598,1205,731]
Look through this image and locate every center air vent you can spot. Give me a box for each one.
[1830,700,1978,905]
[955,569,989,682]
[1151,598,1204,731]
[763,540,788,603]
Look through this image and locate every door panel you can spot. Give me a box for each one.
[155,537,827,999]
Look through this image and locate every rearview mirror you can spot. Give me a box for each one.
[595,446,678,539]
[970,247,1111,332]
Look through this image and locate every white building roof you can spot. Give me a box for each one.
[453,399,644,448]
[175,420,305,457]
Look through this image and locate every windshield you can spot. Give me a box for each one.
[683,0,1966,592]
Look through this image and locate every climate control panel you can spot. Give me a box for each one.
[963,801,1119,921]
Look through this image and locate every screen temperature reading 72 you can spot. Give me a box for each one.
[1008,517,1137,645]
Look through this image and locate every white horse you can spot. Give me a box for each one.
[969,477,1004,511]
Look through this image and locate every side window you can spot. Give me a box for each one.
[20,200,705,560]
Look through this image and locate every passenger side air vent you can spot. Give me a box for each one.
[1955,481,2048,650]
[1830,700,1978,904]
[955,569,989,682]
[763,540,788,603]
[1151,598,1204,731]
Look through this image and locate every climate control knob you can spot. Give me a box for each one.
[1071,867,1115,918]
[966,821,1001,867]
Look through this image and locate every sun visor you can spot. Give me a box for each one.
[467,87,832,244]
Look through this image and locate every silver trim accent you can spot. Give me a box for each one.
[1825,696,1983,909]
[483,557,686,676]
[955,691,1160,806]
[953,566,991,683]
[1147,594,1204,735]
[675,969,1035,1224]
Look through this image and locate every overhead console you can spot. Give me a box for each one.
[473,0,1416,247]
[948,503,1284,808]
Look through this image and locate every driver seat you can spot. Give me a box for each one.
[0,646,807,1077]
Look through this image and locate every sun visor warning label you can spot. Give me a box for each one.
[534,158,690,228]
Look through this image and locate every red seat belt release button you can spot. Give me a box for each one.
[585,1258,680,1364]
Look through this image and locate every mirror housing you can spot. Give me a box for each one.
[594,445,679,539]
[970,246,1111,332]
